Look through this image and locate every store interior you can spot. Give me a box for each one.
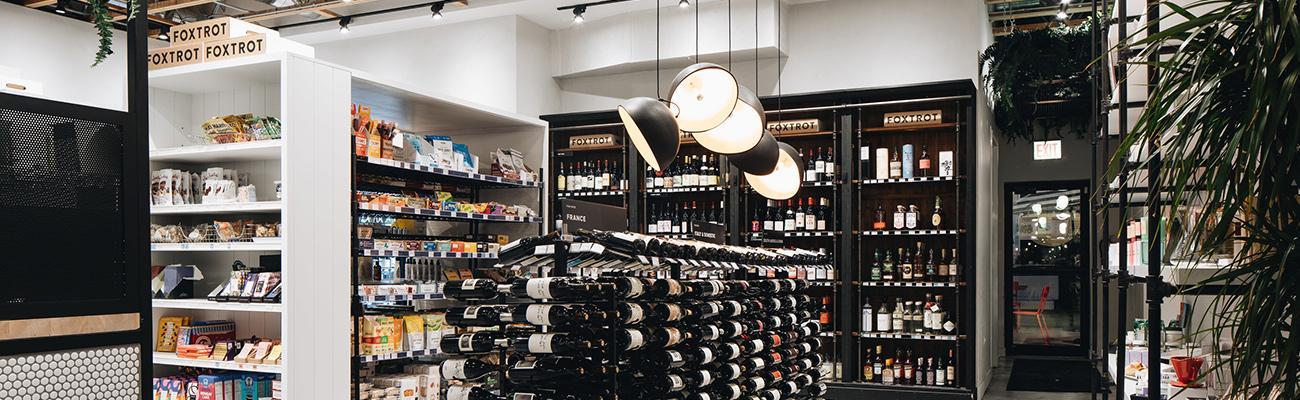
[1,0,1293,400]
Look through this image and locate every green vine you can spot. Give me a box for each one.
[979,20,1095,142]
[90,0,141,67]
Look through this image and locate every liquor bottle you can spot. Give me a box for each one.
[818,295,831,325]
[557,162,567,192]
[873,203,887,230]
[935,196,946,228]
[804,148,818,182]
[505,277,601,300]
[870,250,883,281]
[825,147,836,179]
[860,137,872,179]
[438,331,505,354]
[888,147,903,179]
[881,358,894,384]
[903,353,915,385]
[914,242,926,281]
[816,197,829,231]
[935,355,948,387]
[511,332,593,354]
[899,247,913,281]
[445,279,500,300]
[599,160,610,190]
[860,299,874,333]
[616,160,627,190]
[876,300,891,333]
[441,358,496,381]
[922,294,935,333]
[654,167,665,188]
[947,349,957,387]
[937,249,949,278]
[793,198,806,231]
[905,204,919,229]
[872,345,885,382]
[804,198,818,231]
[646,165,655,189]
[949,248,961,283]
[861,347,875,382]
[918,145,932,177]
[445,384,499,400]
[814,147,827,181]
[925,249,938,282]
[891,298,905,332]
[783,200,796,232]
[881,250,896,282]
[902,144,914,179]
[912,301,925,333]
[751,206,762,232]
[763,200,776,231]
[893,205,906,230]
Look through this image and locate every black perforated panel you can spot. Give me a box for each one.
[0,108,127,305]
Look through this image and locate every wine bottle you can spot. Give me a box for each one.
[445,279,500,300]
[511,332,593,355]
[446,305,510,327]
[439,331,506,354]
[441,358,496,381]
[445,384,500,400]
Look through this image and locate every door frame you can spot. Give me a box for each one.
[1003,180,1092,357]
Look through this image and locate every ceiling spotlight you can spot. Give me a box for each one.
[157,27,170,41]
[694,85,767,155]
[573,5,586,24]
[618,97,680,171]
[1061,0,1071,4]
[1056,194,1070,210]
[54,0,67,14]
[1056,10,1068,20]
[745,142,805,200]
[679,0,690,8]
[339,16,351,33]
[431,2,444,20]
[670,63,740,133]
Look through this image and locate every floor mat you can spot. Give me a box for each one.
[1006,359,1099,392]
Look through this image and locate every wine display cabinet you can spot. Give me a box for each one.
[543,111,637,231]
[541,80,978,400]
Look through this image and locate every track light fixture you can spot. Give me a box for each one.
[158,26,170,41]
[1056,10,1068,20]
[431,2,444,19]
[54,0,67,14]
[678,0,690,8]
[572,5,586,24]
[339,16,352,33]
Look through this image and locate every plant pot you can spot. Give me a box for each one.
[1170,356,1204,388]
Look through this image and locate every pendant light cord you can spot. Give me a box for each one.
[694,0,699,60]
[727,0,732,69]
[776,0,782,120]
[754,0,759,93]
[656,0,661,100]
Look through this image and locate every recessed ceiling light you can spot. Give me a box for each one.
[679,0,690,8]
[573,5,586,24]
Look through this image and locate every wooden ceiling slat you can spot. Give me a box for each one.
[24,0,57,7]
[110,0,216,21]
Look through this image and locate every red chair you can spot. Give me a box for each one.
[1013,286,1051,345]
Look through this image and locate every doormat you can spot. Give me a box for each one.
[1006,359,1099,392]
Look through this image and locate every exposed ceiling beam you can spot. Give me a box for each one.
[993,18,1086,36]
[316,8,341,18]
[111,0,216,21]
[235,0,387,23]
[24,0,57,7]
[989,4,1095,22]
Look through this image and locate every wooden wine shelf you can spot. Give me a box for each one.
[862,123,958,133]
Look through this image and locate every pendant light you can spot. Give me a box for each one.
[690,1,767,156]
[619,97,679,171]
[727,129,779,175]
[670,63,739,133]
[745,142,803,200]
[622,0,680,171]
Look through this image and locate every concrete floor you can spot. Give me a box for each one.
[982,360,1097,400]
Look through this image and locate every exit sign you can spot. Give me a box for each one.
[1033,140,1062,160]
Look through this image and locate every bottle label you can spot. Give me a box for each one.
[669,374,685,391]
[698,370,713,386]
[771,353,782,364]
[729,321,743,337]
[460,279,483,290]
[893,213,905,229]
[860,146,870,160]
[936,369,946,385]
[725,343,740,359]
[724,384,741,400]
[668,350,684,364]
[750,377,767,391]
[665,328,683,347]
[705,325,721,340]
[625,278,645,298]
[446,385,473,400]
[666,304,683,321]
[527,333,557,353]
[698,394,712,400]
[458,334,476,352]
[525,277,554,299]
[625,304,646,324]
[905,212,918,229]
[726,301,742,317]
[919,159,931,169]
[515,360,536,369]
[525,304,553,326]
[751,358,765,370]
[666,279,682,296]
[513,394,536,400]
[699,347,714,364]
[626,329,645,350]
[749,339,764,353]
[443,358,467,379]
[944,321,956,332]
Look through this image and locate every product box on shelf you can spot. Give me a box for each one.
[426,135,454,169]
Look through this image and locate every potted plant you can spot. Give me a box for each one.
[979,20,1095,142]
[89,0,142,66]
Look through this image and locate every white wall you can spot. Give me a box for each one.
[308,16,560,117]
[0,1,128,110]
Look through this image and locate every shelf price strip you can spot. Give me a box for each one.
[362,157,537,187]
[358,203,540,223]
[360,249,498,259]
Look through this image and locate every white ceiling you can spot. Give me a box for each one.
[282,0,829,43]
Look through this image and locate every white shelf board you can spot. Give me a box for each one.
[153,352,283,374]
[150,140,283,163]
[350,71,546,132]
[151,240,282,252]
[151,201,283,215]
[152,298,282,313]
[149,53,283,94]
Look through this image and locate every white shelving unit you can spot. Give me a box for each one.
[148,52,352,400]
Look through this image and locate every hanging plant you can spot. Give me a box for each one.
[90,0,142,67]
[979,20,1094,142]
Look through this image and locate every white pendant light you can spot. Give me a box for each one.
[693,85,766,155]
[745,142,804,200]
[619,97,680,171]
[670,63,740,133]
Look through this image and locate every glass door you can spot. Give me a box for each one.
[1004,181,1090,356]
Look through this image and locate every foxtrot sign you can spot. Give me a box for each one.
[568,134,619,149]
[767,119,821,135]
[883,110,943,127]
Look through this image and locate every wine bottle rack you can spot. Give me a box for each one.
[543,81,979,400]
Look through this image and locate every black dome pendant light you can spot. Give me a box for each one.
[620,0,680,171]
[744,0,804,200]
